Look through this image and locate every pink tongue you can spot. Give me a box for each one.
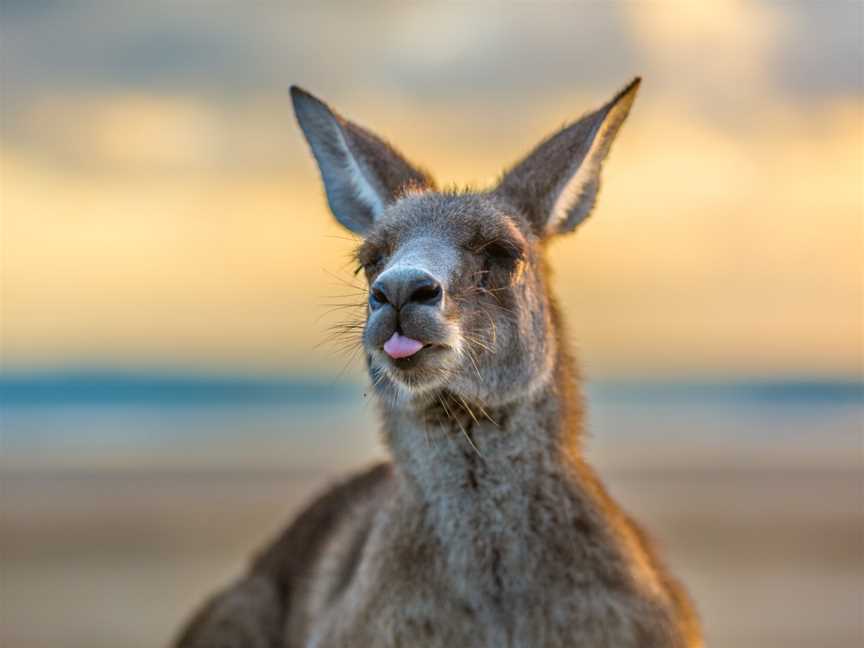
[383,332,424,359]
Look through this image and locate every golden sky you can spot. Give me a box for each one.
[1,1,861,378]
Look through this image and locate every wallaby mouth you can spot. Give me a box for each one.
[383,332,423,359]
[389,343,450,372]
[369,326,459,394]
[363,280,461,390]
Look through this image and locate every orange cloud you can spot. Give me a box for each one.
[1,88,860,378]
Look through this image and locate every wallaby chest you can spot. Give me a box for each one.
[306,481,679,648]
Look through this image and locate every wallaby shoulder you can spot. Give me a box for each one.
[251,462,393,599]
[174,462,393,648]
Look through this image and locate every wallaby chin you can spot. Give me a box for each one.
[175,79,703,648]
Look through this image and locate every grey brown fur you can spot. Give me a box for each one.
[175,79,702,648]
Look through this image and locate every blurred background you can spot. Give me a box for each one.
[0,2,861,647]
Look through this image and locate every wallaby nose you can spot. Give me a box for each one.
[370,270,443,311]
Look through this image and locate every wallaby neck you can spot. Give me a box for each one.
[382,342,583,494]
[379,350,589,600]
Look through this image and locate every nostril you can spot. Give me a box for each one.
[410,280,442,306]
[372,272,443,310]
[370,286,388,309]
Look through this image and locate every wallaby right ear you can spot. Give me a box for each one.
[494,78,640,237]
[291,87,435,235]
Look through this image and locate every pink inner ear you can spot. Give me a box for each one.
[384,332,424,359]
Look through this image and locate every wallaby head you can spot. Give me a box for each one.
[291,80,639,412]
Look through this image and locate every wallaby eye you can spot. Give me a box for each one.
[483,241,522,265]
[477,239,525,277]
[468,238,525,290]
[356,242,387,277]
[360,256,384,277]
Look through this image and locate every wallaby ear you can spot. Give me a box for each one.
[495,78,640,237]
[291,87,435,235]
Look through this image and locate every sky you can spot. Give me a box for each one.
[1,1,861,379]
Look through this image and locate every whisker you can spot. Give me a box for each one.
[475,402,499,427]
[322,268,367,292]
[335,343,363,379]
[482,308,498,346]
[315,303,366,324]
[439,393,482,457]
[463,334,494,354]
[322,234,361,244]
[455,394,479,425]
[322,291,369,299]
[461,345,483,380]
[459,420,482,457]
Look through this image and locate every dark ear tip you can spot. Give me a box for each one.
[604,77,641,112]
[290,85,335,124]
[622,76,642,96]
[289,85,312,106]
[290,85,326,109]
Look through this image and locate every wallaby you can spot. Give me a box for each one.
[175,78,702,648]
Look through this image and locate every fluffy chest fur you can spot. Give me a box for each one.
[302,394,685,648]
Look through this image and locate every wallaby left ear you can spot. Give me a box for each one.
[495,78,640,237]
[291,86,435,235]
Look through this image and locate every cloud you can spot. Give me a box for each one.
[1,2,861,377]
[2,3,859,117]
[775,1,863,102]
[17,95,223,171]
[2,96,860,377]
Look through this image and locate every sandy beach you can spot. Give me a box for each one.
[2,445,860,648]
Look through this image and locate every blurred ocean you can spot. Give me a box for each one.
[1,371,860,473]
